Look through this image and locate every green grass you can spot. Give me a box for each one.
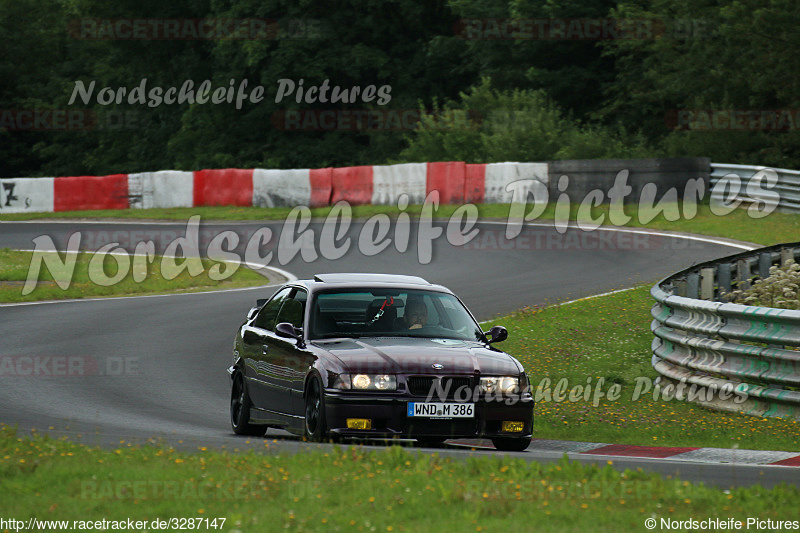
[1,425,798,532]
[1,202,798,246]
[0,249,269,303]
[494,286,800,451]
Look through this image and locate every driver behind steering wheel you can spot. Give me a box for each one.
[403,297,428,330]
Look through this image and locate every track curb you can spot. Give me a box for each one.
[456,438,800,466]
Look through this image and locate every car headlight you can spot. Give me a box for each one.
[332,374,397,391]
[520,372,530,393]
[479,376,519,394]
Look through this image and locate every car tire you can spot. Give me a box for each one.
[304,376,328,442]
[491,436,531,452]
[230,371,267,437]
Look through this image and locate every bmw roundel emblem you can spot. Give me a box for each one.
[432,363,444,370]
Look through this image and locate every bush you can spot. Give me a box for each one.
[397,79,652,163]
[727,260,800,310]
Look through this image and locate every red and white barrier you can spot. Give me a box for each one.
[54,174,129,212]
[331,166,374,205]
[372,163,427,205]
[0,177,55,213]
[308,168,334,207]
[128,171,193,209]
[484,162,548,203]
[2,161,549,214]
[252,168,332,208]
[464,164,487,203]
[193,168,254,207]
[426,162,466,204]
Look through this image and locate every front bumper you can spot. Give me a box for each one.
[324,391,534,439]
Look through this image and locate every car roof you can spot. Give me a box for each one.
[313,273,429,285]
[286,273,452,295]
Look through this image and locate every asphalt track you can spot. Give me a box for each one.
[2,218,796,488]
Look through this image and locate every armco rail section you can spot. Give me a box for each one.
[710,163,800,213]
[651,242,800,420]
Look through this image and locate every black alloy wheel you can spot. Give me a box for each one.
[231,371,267,436]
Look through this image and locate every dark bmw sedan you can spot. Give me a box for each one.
[228,273,534,451]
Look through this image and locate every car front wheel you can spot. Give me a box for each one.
[304,376,329,441]
[230,371,267,436]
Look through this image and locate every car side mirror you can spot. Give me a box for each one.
[275,322,304,347]
[484,325,508,344]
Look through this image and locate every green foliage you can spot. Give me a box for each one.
[728,260,800,310]
[444,0,620,118]
[3,424,800,531]
[600,0,800,168]
[4,0,800,175]
[399,79,652,163]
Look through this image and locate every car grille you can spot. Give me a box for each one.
[406,376,472,399]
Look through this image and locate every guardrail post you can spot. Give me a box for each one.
[686,273,699,299]
[700,268,715,300]
[782,248,795,266]
[737,258,751,290]
[758,252,772,279]
[717,263,732,299]
[674,279,687,297]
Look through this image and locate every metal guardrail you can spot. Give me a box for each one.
[710,163,800,213]
[651,242,800,420]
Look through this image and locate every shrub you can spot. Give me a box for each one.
[727,260,800,310]
[397,79,652,163]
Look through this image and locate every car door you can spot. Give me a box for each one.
[240,287,291,409]
[268,288,315,417]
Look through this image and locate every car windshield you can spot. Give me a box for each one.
[309,288,484,341]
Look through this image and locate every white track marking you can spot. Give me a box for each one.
[0,250,296,307]
[483,220,758,251]
[0,218,765,251]
[0,219,756,307]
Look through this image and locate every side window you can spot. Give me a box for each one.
[275,289,307,330]
[253,287,292,330]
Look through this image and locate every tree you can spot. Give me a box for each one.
[399,78,650,163]
[601,0,800,167]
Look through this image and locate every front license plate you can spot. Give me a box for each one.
[407,402,474,418]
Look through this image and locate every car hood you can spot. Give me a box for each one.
[311,337,520,376]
